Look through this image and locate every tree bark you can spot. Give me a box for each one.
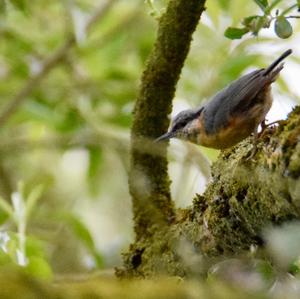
[129,0,206,241]
[121,107,300,277]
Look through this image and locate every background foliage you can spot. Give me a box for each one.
[0,0,299,281]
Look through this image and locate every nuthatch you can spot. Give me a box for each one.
[156,49,292,150]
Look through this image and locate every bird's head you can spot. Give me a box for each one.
[155,107,203,143]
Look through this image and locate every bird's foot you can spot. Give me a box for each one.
[259,119,281,138]
[244,120,281,161]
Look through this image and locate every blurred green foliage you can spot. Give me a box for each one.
[0,0,298,282]
[225,0,299,39]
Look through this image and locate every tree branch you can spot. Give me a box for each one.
[122,107,300,278]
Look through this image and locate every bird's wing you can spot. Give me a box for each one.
[203,69,269,134]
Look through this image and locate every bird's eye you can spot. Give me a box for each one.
[172,119,188,131]
[170,108,201,132]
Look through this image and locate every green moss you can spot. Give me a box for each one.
[129,0,206,240]
[186,107,300,257]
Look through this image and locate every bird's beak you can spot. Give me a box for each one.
[155,131,175,142]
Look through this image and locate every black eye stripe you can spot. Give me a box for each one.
[173,120,186,130]
[171,107,203,132]
[172,115,194,130]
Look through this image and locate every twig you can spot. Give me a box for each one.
[285,15,300,19]
[0,0,116,128]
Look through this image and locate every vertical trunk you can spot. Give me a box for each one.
[129,0,206,240]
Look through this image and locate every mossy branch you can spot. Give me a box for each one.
[129,0,206,240]
[182,107,300,256]
[123,107,300,277]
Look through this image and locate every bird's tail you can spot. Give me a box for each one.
[263,49,292,76]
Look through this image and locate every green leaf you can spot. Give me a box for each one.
[67,215,93,249]
[65,214,104,268]
[25,256,53,280]
[0,196,13,218]
[253,0,269,11]
[275,16,293,39]
[25,184,44,220]
[242,15,265,33]
[242,15,271,36]
[224,27,249,39]
[25,236,46,259]
[242,15,260,28]
[298,0,300,11]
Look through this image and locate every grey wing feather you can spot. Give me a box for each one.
[203,69,268,134]
[201,50,291,135]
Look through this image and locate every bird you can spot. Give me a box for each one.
[155,49,292,152]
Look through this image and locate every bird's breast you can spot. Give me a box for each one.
[198,115,257,149]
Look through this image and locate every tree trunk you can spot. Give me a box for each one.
[129,0,206,242]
